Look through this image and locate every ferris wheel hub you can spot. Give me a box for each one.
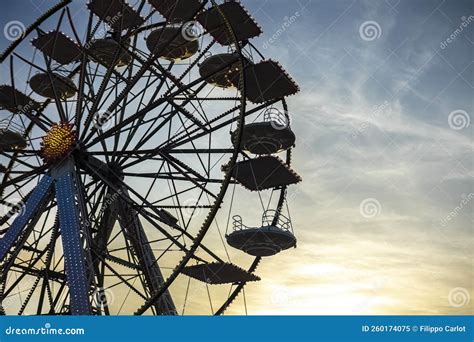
[39,122,76,163]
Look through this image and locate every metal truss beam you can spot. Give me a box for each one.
[0,176,53,261]
[54,161,92,315]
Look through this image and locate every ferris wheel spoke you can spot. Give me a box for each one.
[85,197,107,239]
[119,100,221,168]
[81,68,160,144]
[82,156,222,265]
[157,104,242,151]
[36,11,69,122]
[164,163,195,228]
[12,52,48,74]
[2,218,54,288]
[10,58,83,129]
[4,261,63,305]
[84,84,170,150]
[79,159,194,255]
[82,54,177,144]
[167,99,209,132]
[120,101,244,168]
[120,104,184,163]
[215,256,262,315]
[121,60,174,147]
[92,189,120,264]
[73,11,94,130]
[84,51,239,148]
[0,72,51,131]
[81,157,180,312]
[121,173,226,185]
[90,148,234,157]
[91,64,138,100]
[114,75,169,151]
[112,0,208,95]
[0,165,48,189]
[111,48,157,162]
[173,113,210,173]
[33,221,60,308]
[141,207,225,265]
[160,154,217,199]
[80,55,130,142]
[170,99,279,150]
[95,255,148,301]
[115,201,176,314]
[0,152,39,170]
[10,50,69,124]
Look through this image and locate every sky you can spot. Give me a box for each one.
[0,0,473,315]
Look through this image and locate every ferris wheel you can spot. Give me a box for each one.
[0,0,301,315]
